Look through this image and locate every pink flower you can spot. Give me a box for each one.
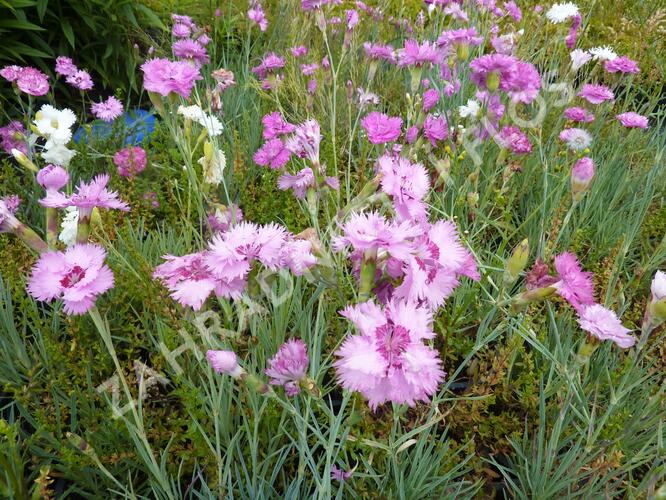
[334,300,445,410]
[406,125,419,144]
[616,112,648,129]
[363,43,397,63]
[55,56,78,77]
[211,68,236,90]
[605,56,639,74]
[2,66,50,96]
[0,197,21,233]
[262,112,296,139]
[265,339,309,395]
[0,121,27,155]
[578,305,635,348]
[206,350,244,377]
[301,63,319,76]
[331,466,352,482]
[173,39,210,65]
[172,23,191,38]
[113,146,147,177]
[278,239,317,275]
[0,65,21,81]
[469,54,518,90]
[251,52,285,79]
[397,39,440,67]
[248,5,268,31]
[436,27,483,47]
[496,126,532,154]
[361,112,402,144]
[66,70,94,90]
[37,164,69,191]
[208,204,243,233]
[153,252,240,309]
[504,61,541,104]
[141,58,202,98]
[504,0,522,21]
[422,88,440,111]
[571,156,595,198]
[577,84,614,105]
[290,45,308,58]
[423,114,448,146]
[284,119,321,165]
[254,138,292,169]
[91,96,123,122]
[40,174,130,215]
[377,154,430,221]
[564,107,594,123]
[278,167,314,198]
[553,252,595,312]
[27,243,115,315]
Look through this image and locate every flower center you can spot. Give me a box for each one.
[375,322,410,368]
[60,265,86,288]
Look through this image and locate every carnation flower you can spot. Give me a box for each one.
[545,2,579,23]
[570,49,592,70]
[27,243,115,315]
[334,300,445,410]
[604,56,639,74]
[589,46,617,61]
[91,96,123,122]
[496,126,532,154]
[277,168,315,199]
[422,88,440,111]
[651,271,666,302]
[616,112,648,129]
[436,27,483,48]
[206,350,244,378]
[577,84,614,105]
[504,0,522,21]
[211,68,236,90]
[41,144,76,167]
[172,22,192,38]
[198,147,227,185]
[357,88,380,108]
[251,52,285,79]
[363,43,397,63]
[265,339,309,395]
[553,252,595,312]
[0,121,27,155]
[290,45,308,58]
[559,128,592,151]
[173,39,210,65]
[571,156,594,200]
[0,197,20,233]
[113,146,147,177]
[504,61,541,104]
[208,204,243,233]
[58,206,78,246]
[469,53,518,91]
[33,105,76,148]
[301,63,319,76]
[248,4,268,31]
[377,154,430,221]
[41,174,130,217]
[262,112,296,139]
[331,466,352,482]
[397,39,440,67]
[278,239,317,276]
[177,105,223,136]
[361,112,402,144]
[55,56,77,77]
[66,70,93,90]
[284,119,321,165]
[1,66,50,96]
[459,99,481,118]
[423,114,448,146]
[254,138,292,169]
[577,304,635,348]
[564,107,594,123]
[141,58,202,98]
[37,164,69,191]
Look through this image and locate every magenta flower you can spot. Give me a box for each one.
[553,252,595,312]
[436,27,483,48]
[40,174,130,215]
[616,112,648,129]
[248,5,268,31]
[363,43,397,63]
[290,45,308,58]
[377,154,430,221]
[55,56,78,77]
[469,54,518,90]
[564,107,594,123]
[497,126,532,154]
[254,138,292,169]
[605,56,639,74]
[397,39,440,67]
[422,88,440,111]
[113,146,147,177]
[91,96,123,122]
[206,350,244,377]
[406,125,419,144]
[27,243,115,315]
[0,197,20,233]
[1,66,49,96]
[361,112,402,144]
[577,84,614,105]
[66,70,93,90]
[141,58,202,98]
[504,61,541,104]
[173,39,209,65]
[505,0,522,21]
[265,339,309,395]
[277,167,315,198]
[331,465,352,482]
[578,304,635,348]
[37,164,69,192]
[423,114,448,146]
[172,22,191,38]
[284,119,321,165]
[251,52,285,79]
[0,121,27,155]
[334,300,445,410]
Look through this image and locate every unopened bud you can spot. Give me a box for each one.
[11,149,38,172]
[571,157,595,201]
[504,239,529,285]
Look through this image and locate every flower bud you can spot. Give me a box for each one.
[206,350,244,379]
[11,149,38,172]
[37,164,69,191]
[571,156,595,201]
[504,238,529,285]
[511,286,557,312]
[647,271,666,327]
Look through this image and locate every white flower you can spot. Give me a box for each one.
[198,148,227,185]
[458,99,480,118]
[545,2,579,23]
[589,46,617,61]
[33,104,76,147]
[570,49,592,70]
[41,143,77,167]
[651,271,666,301]
[178,104,204,120]
[178,104,223,137]
[561,128,592,151]
[59,206,78,246]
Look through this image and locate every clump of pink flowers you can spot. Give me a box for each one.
[361,112,402,144]
[113,147,148,177]
[265,339,309,396]
[141,58,202,98]
[1,65,49,96]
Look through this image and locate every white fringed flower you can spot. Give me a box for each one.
[545,2,579,23]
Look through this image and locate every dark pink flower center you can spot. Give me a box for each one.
[60,265,86,288]
[375,322,410,368]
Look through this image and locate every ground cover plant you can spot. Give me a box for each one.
[1,0,665,498]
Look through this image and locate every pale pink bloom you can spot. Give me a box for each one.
[301,63,319,76]
[248,5,268,31]
[265,339,309,395]
[208,204,243,233]
[290,46,308,58]
[564,107,594,123]
[261,112,296,139]
[172,23,191,38]
[279,239,317,275]
[206,350,244,377]
[577,84,614,104]
[211,68,236,90]
[173,39,209,65]
[553,252,595,312]
[504,0,522,21]
[377,155,430,221]
[361,112,402,144]
[423,114,448,146]
[436,27,483,48]
[141,58,202,98]
[0,197,21,233]
[397,39,440,67]
[578,304,635,348]
[334,300,445,410]
[284,119,321,164]
[570,49,591,70]
[40,174,130,215]
[37,164,69,191]
[605,56,639,74]
[66,70,94,90]
[254,138,292,169]
[27,243,115,315]
[496,126,532,154]
[55,56,77,77]
[651,271,666,302]
[616,112,648,129]
[363,43,397,63]
[357,88,380,108]
[91,96,123,122]
[113,146,147,177]
[278,168,314,199]
[1,66,49,96]
[444,3,469,22]
[571,156,595,186]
